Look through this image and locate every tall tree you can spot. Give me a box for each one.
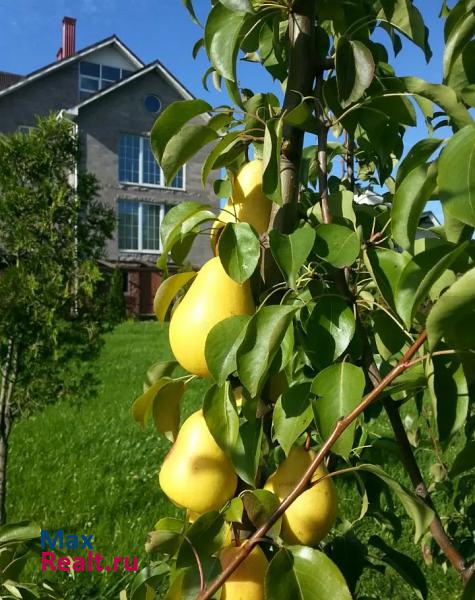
[0,115,118,524]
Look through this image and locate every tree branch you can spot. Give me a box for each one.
[196,331,428,600]
[362,339,471,582]
[263,2,317,283]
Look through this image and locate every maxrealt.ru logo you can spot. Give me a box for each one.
[40,530,139,573]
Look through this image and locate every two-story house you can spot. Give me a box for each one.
[0,17,218,315]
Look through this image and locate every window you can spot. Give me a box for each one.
[144,94,161,113]
[118,134,185,189]
[118,200,164,252]
[79,61,133,100]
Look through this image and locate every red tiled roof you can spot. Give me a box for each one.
[0,71,24,91]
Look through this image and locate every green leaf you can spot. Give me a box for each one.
[354,464,434,541]
[201,132,242,185]
[230,419,263,485]
[372,310,407,360]
[450,441,475,478]
[237,305,296,397]
[203,382,240,455]
[265,547,352,600]
[181,209,217,237]
[222,497,244,524]
[153,272,196,323]
[392,163,438,253]
[443,9,475,81]
[336,38,375,108]
[176,512,227,568]
[305,296,356,368]
[241,489,281,540]
[262,118,283,204]
[395,242,468,328]
[364,247,410,310]
[273,383,313,456]
[269,225,316,288]
[427,354,469,443]
[395,138,443,187]
[152,381,185,441]
[181,0,201,26]
[284,101,319,134]
[461,83,475,107]
[0,522,40,545]
[218,222,260,283]
[368,535,427,600]
[427,267,475,351]
[438,124,475,228]
[147,518,184,556]
[130,564,170,600]
[205,3,246,81]
[205,315,251,385]
[314,224,360,268]
[160,201,213,253]
[151,99,211,162]
[132,378,170,429]
[161,124,219,185]
[219,0,254,12]
[400,76,472,130]
[378,0,431,62]
[312,363,365,458]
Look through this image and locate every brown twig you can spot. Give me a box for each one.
[361,337,471,582]
[196,331,428,600]
[184,536,205,593]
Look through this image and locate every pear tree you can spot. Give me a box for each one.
[129,1,475,598]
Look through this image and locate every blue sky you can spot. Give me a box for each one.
[0,1,445,104]
[0,0,448,216]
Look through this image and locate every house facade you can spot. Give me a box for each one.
[0,17,218,316]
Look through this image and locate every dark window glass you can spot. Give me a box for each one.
[119,134,140,183]
[102,65,121,81]
[144,95,161,114]
[80,61,100,77]
[142,204,161,250]
[80,76,100,92]
[122,69,134,79]
[142,138,161,185]
[118,201,139,250]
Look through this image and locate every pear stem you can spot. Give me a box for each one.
[196,330,428,600]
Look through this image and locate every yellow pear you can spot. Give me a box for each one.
[159,410,238,514]
[264,446,337,546]
[169,256,255,378]
[210,160,272,254]
[219,543,268,600]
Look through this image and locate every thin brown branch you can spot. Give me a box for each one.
[196,331,428,600]
[361,337,471,582]
[184,536,205,593]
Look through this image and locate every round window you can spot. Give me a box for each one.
[144,94,161,113]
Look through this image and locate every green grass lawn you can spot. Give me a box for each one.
[8,321,207,599]
[8,321,467,599]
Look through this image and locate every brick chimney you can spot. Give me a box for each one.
[56,17,76,61]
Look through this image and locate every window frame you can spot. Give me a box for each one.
[117,199,165,254]
[79,62,132,100]
[118,133,186,191]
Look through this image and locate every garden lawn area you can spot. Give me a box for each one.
[8,321,207,599]
[8,321,465,599]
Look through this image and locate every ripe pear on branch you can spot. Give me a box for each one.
[168,256,255,378]
[159,410,237,514]
[264,446,337,546]
[219,542,268,600]
[210,159,272,254]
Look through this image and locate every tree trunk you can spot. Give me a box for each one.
[0,340,17,525]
